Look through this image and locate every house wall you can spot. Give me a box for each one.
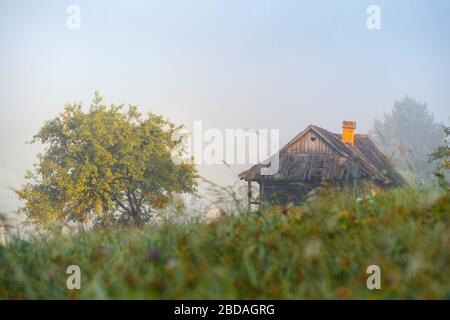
[260,130,344,206]
[260,181,320,206]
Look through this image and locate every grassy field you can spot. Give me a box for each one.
[0,187,449,299]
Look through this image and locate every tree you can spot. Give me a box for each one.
[17,92,198,226]
[429,125,450,188]
[370,96,445,183]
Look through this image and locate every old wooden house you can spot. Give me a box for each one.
[239,121,405,207]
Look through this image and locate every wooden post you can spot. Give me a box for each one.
[0,222,5,246]
[259,181,264,212]
[247,181,252,213]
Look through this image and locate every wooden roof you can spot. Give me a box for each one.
[239,124,405,186]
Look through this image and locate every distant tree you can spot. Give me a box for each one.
[370,96,445,183]
[429,126,450,188]
[17,92,197,227]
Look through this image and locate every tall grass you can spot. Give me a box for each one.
[0,187,448,299]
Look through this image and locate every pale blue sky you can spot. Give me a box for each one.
[1,0,449,211]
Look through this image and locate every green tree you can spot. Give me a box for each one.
[370,96,445,183]
[429,125,450,187]
[17,92,197,226]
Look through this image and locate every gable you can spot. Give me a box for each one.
[282,126,345,157]
[285,129,335,155]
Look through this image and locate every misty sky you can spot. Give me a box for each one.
[1,0,450,212]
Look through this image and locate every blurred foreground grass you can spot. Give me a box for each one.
[0,187,449,299]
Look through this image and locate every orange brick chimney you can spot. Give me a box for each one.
[342,121,356,146]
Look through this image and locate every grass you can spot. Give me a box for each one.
[0,186,449,299]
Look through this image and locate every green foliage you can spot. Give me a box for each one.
[16,92,197,227]
[429,126,450,187]
[1,187,448,299]
[370,96,445,183]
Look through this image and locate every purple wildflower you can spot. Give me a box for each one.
[147,248,161,262]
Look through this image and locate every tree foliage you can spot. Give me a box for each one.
[370,96,445,183]
[17,92,198,226]
[429,125,450,187]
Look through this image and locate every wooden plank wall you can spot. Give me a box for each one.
[0,222,5,246]
[286,131,333,154]
[261,181,320,206]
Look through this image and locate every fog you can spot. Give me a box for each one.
[1,0,450,212]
